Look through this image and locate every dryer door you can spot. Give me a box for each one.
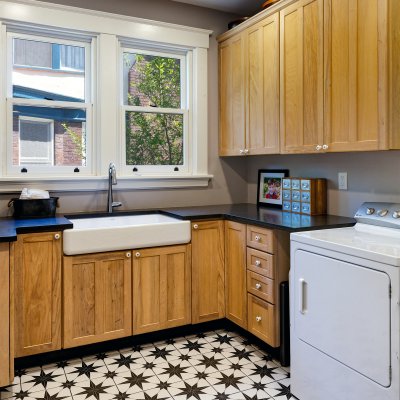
[293,249,391,387]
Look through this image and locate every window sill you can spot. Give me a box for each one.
[0,174,213,193]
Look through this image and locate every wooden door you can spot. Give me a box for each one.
[191,221,225,323]
[63,251,132,348]
[219,34,246,156]
[225,221,247,329]
[246,12,280,155]
[0,243,12,387]
[132,245,191,334]
[324,0,388,151]
[280,0,324,153]
[13,232,61,357]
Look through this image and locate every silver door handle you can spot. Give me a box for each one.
[299,278,306,314]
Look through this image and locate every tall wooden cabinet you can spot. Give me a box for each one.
[324,0,388,151]
[0,243,12,387]
[280,0,324,153]
[132,245,191,334]
[63,251,132,348]
[12,232,62,357]
[191,220,225,323]
[225,221,247,329]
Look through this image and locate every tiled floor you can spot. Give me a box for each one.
[0,330,292,400]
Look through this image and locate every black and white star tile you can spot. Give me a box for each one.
[1,330,293,400]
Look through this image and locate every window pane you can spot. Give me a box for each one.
[126,111,183,166]
[12,38,85,101]
[123,53,181,108]
[13,106,87,167]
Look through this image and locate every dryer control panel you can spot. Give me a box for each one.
[355,202,400,228]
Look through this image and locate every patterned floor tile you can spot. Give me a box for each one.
[3,330,292,400]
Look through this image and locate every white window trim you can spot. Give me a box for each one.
[0,0,212,192]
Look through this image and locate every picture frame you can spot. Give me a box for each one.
[257,169,289,208]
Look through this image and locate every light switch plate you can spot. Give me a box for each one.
[338,172,348,190]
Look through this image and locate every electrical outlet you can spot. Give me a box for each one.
[338,172,348,190]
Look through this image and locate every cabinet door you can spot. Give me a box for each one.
[246,13,280,155]
[219,34,246,156]
[191,221,225,323]
[13,232,61,357]
[0,243,12,387]
[280,0,324,153]
[133,245,191,334]
[324,0,388,151]
[63,251,132,348]
[225,221,247,329]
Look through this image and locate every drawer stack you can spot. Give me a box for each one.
[246,225,278,347]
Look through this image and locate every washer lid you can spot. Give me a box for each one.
[291,223,400,266]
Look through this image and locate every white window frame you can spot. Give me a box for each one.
[121,47,190,175]
[0,0,211,192]
[19,116,54,165]
[6,30,93,177]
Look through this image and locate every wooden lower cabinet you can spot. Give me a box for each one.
[0,243,12,387]
[132,245,191,334]
[12,232,62,357]
[225,221,247,329]
[247,294,277,347]
[191,221,225,323]
[63,251,132,348]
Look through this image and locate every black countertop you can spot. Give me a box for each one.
[0,216,73,243]
[0,203,355,242]
[161,203,356,232]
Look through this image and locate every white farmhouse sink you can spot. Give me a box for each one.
[63,213,190,255]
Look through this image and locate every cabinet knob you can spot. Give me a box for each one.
[316,145,322,151]
[254,235,261,242]
[135,252,141,258]
[193,224,199,230]
[255,260,261,266]
[54,233,61,240]
[322,144,329,150]
[126,252,131,258]
[256,316,262,322]
[255,283,262,290]
[244,149,249,154]
[239,149,244,155]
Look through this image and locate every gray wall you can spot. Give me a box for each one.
[0,0,247,217]
[246,151,400,217]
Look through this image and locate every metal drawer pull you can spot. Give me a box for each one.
[255,260,261,266]
[54,233,60,240]
[255,235,261,242]
[135,252,141,258]
[256,316,262,322]
[255,283,262,290]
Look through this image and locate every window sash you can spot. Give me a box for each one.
[120,46,190,174]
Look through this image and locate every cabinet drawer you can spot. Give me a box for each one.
[247,247,274,279]
[247,294,277,347]
[247,271,274,304]
[246,225,275,253]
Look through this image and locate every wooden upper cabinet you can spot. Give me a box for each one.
[280,0,324,153]
[219,34,246,156]
[324,0,389,152]
[246,13,280,155]
[191,220,225,324]
[63,251,132,348]
[13,232,62,357]
[225,221,247,329]
[132,245,191,334]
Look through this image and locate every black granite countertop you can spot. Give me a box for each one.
[0,203,355,242]
[161,203,356,232]
[0,216,73,242]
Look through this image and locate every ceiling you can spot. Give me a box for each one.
[170,0,265,16]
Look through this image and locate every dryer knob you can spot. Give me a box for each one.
[366,208,375,215]
[393,210,400,219]
[378,209,389,217]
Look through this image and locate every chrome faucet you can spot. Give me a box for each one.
[107,162,122,213]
